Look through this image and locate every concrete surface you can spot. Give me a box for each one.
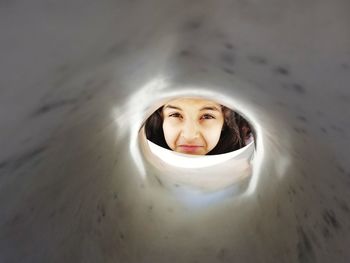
[0,0,350,262]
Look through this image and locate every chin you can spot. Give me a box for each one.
[176,149,207,155]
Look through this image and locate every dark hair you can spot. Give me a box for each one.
[235,113,255,145]
[144,105,250,155]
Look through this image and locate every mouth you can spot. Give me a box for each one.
[177,145,204,153]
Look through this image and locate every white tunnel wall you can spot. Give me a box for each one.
[0,0,350,262]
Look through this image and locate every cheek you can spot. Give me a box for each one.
[162,120,179,149]
[203,123,223,150]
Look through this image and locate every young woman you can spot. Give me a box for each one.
[144,98,253,155]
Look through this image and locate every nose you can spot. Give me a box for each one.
[181,119,200,141]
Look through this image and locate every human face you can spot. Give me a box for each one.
[162,98,224,155]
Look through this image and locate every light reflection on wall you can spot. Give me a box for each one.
[112,76,277,199]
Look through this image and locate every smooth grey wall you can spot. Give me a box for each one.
[1,0,350,262]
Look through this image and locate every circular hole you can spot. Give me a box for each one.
[143,97,255,156]
[138,96,256,192]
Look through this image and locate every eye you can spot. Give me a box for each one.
[201,114,215,120]
[169,112,182,118]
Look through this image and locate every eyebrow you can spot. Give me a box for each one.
[164,105,182,111]
[164,105,221,112]
[200,106,221,112]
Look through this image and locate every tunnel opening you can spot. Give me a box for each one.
[138,96,256,193]
[143,96,255,155]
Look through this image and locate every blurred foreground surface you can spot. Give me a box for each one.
[0,1,350,262]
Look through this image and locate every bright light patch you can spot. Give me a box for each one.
[113,75,268,196]
[243,120,265,197]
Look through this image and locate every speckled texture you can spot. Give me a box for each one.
[0,0,350,262]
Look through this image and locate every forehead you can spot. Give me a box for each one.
[163,98,222,110]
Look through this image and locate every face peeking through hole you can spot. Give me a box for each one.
[162,98,224,155]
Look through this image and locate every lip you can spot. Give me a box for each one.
[178,145,204,153]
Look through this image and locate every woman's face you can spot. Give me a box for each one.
[162,98,224,155]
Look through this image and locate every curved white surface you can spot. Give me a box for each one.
[0,1,350,262]
[147,139,255,169]
[140,137,254,192]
